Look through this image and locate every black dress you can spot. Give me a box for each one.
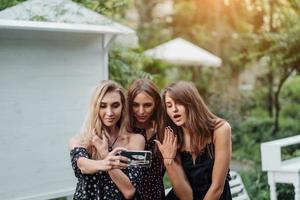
[70,147,142,200]
[70,147,102,200]
[133,127,165,200]
[166,144,232,200]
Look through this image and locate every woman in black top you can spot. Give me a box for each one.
[155,81,232,200]
[125,79,165,200]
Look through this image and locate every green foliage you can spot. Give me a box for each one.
[231,114,299,199]
[109,47,153,88]
[277,183,295,200]
[72,0,133,21]
[149,65,217,97]
[241,168,269,200]
[163,174,171,189]
[231,117,273,162]
[282,144,300,161]
[0,0,26,10]
[142,59,173,89]
[278,118,300,138]
[280,76,300,119]
[30,15,48,21]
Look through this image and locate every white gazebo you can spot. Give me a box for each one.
[144,37,222,67]
[0,0,136,199]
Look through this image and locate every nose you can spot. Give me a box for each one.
[138,105,145,114]
[172,104,179,113]
[106,106,113,116]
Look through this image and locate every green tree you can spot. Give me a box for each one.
[250,0,300,133]
[72,0,133,21]
[109,47,152,88]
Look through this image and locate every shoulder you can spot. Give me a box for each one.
[127,133,146,150]
[68,136,85,151]
[213,121,231,142]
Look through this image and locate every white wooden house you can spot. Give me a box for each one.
[0,0,136,199]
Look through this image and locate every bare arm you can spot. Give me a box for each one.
[164,156,193,200]
[108,134,145,199]
[69,137,127,174]
[203,122,232,200]
[155,127,193,200]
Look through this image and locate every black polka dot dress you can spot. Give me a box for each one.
[99,166,142,200]
[133,128,165,200]
[70,147,143,200]
[70,147,103,200]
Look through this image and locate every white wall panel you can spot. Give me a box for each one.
[0,29,106,199]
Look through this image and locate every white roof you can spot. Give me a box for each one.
[0,0,135,35]
[144,38,222,67]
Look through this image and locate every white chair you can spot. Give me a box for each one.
[229,170,250,200]
[261,135,300,200]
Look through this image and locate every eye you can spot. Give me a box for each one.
[144,103,153,108]
[132,103,139,108]
[100,103,106,108]
[166,102,172,108]
[112,102,121,108]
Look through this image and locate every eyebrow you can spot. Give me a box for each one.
[133,101,153,104]
[101,101,121,104]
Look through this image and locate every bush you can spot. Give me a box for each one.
[280,76,300,119]
[241,168,269,200]
[109,47,153,88]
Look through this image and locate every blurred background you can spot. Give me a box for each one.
[1,0,299,199]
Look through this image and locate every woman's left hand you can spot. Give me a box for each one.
[154,127,177,163]
[92,130,109,159]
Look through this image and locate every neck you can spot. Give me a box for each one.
[182,125,192,151]
[182,125,190,136]
[136,120,152,130]
[105,125,119,138]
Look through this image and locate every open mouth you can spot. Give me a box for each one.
[173,114,181,119]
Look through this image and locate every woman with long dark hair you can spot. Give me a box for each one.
[125,79,165,200]
[156,81,232,200]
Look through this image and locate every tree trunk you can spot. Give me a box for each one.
[267,72,274,118]
[272,68,295,134]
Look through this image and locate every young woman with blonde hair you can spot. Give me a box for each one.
[155,81,232,200]
[68,80,145,200]
[125,79,165,200]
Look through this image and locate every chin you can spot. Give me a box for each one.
[137,117,150,124]
[104,122,115,127]
[174,121,184,126]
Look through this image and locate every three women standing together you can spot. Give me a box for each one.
[69,79,232,200]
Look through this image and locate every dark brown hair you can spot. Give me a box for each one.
[125,79,163,135]
[161,81,224,155]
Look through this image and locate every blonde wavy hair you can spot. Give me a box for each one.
[78,80,126,159]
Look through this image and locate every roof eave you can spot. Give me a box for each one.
[0,19,135,35]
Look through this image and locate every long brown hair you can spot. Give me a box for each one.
[161,81,224,155]
[79,80,126,159]
[125,79,162,135]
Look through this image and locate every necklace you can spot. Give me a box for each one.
[108,135,119,152]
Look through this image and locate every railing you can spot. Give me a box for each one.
[261,135,300,200]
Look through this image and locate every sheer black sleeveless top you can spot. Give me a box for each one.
[132,127,165,200]
[166,144,232,200]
